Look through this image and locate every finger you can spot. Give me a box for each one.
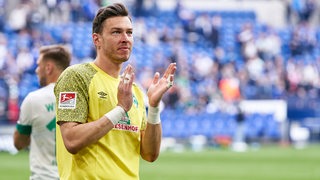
[152,72,160,84]
[121,65,132,84]
[167,75,174,88]
[163,63,176,79]
[124,73,131,84]
[130,73,135,84]
[127,64,133,73]
[167,64,177,88]
[169,63,177,77]
[162,63,173,79]
[126,65,135,84]
[120,66,128,80]
[125,72,135,85]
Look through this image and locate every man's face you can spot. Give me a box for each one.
[35,54,47,87]
[95,16,133,63]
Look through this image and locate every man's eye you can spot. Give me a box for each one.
[112,31,120,34]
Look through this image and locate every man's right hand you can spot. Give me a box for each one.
[117,64,134,112]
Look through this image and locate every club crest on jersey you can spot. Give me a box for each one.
[58,92,76,109]
[133,94,138,108]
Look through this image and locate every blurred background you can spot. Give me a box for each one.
[0,0,320,153]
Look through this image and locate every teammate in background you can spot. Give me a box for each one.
[13,45,71,180]
[54,3,176,179]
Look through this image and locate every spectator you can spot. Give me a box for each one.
[219,63,241,102]
[256,27,282,60]
[7,3,30,32]
[16,47,34,76]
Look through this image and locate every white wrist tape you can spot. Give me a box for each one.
[104,106,126,125]
[147,106,161,124]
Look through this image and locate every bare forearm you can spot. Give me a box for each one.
[13,131,30,150]
[141,123,162,162]
[59,116,114,154]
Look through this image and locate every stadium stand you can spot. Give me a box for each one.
[1,0,320,147]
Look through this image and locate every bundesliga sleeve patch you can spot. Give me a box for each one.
[58,92,77,109]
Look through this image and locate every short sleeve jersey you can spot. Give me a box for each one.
[16,83,59,180]
[54,62,147,180]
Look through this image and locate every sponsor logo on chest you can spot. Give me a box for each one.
[114,114,139,132]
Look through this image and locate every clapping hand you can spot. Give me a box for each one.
[147,63,177,107]
[118,64,134,112]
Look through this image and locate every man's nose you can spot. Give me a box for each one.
[120,33,130,42]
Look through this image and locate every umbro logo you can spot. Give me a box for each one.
[98,91,107,99]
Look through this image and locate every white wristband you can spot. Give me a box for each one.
[104,106,126,125]
[147,106,161,124]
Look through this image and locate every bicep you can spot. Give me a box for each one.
[57,121,82,154]
[57,119,113,154]
[58,121,81,140]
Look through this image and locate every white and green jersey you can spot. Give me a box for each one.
[16,83,58,180]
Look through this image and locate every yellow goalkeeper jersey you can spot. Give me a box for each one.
[54,62,147,180]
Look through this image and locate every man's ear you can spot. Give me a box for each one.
[92,33,100,47]
[45,62,53,75]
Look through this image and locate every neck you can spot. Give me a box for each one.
[47,71,61,84]
[94,57,122,78]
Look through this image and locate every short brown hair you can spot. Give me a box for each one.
[92,3,131,34]
[40,45,71,71]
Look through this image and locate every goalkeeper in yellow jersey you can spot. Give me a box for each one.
[54,2,176,180]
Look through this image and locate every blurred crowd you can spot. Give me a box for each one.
[0,0,320,123]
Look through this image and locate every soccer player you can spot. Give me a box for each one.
[54,3,176,179]
[13,45,71,179]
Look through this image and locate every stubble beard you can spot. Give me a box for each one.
[113,51,131,64]
[39,77,46,87]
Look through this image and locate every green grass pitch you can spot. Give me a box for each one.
[140,144,320,180]
[1,144,319,180]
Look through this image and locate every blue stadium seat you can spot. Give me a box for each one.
[263,114,281,140]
